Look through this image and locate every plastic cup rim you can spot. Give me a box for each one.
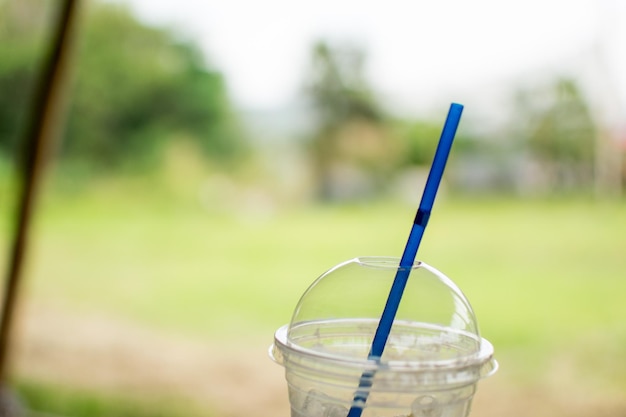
[270,322,497,377]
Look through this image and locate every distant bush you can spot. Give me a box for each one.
[0,0,248,176]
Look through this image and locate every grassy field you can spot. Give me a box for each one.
[1,180,625,415]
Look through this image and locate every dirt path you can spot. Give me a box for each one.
[14,302,287,417]
[12,303,626,417]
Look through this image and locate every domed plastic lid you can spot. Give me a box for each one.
[274,257,496,379]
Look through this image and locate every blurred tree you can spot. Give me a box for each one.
[0,0,51,161]
[393,120,451,167]
[304,40,392,201]
[403,120,484,168]
[0,0,246,174]
[65,1,247,172]
[514,77,597,191]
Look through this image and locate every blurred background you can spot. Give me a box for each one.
[0,0,625,416]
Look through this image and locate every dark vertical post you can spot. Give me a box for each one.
[0,0,81,384]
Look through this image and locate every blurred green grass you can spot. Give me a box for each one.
[1,182,626,407]
[15,379,209,417]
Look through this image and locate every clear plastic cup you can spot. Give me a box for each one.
[270,257,497,417]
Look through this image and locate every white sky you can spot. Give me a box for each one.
[121,0,625,125]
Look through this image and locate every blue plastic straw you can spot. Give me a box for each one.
[346,103,464,417]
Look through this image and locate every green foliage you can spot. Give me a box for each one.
[0,0,51,156]
[513,77,597,188]
[389,117,487,181]
[305,41,383,128]
[398,120,442,166]
[392,119,475,167]
[526,79,596,164]
[0,0,247,174]
[63,1,245,171]
[304,40,392,201]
